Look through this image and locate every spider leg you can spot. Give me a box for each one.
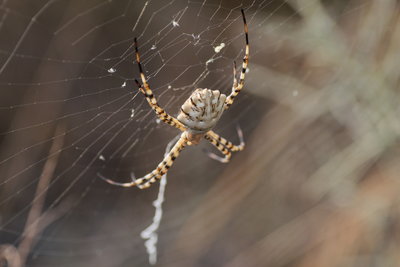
[232,60,238,88]
[137,132,189,189]
[207,126,245,152]
[99,133,188,189]
[225,9,249,110]
[134,38,186,131]
[204,134,231,163]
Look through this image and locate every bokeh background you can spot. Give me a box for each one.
[1,0,400,266]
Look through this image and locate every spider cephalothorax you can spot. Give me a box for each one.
[100,9,249,189]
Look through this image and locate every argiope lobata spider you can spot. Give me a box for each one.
[100,9,249,189]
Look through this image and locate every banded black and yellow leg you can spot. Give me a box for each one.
[134,38,186,132]
[204,134,232,163]
[137,132,189,189]
[99,133,188,189]
[232,61,238,89]
[207,127,244,152]
[135,79,185,131]
[98,166,158,188]
[225,9,249,110]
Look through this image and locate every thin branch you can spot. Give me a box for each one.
[0,124,68,267]
[17,124,66,265]
[0,245,21,267]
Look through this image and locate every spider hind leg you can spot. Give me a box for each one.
[99,133,188,189]
[205,126,245,163]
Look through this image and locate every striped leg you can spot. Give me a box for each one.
[207,126,244,152]
[204,134,232,163]
[225,9,249,110]
[232,60,238,89]
[99,133,188,189]
[137,132,188,189]
[134,38,186,131]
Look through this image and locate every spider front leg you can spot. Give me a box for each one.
[134,38,186,132]
[99,132,188,189]
[225,9,249,110]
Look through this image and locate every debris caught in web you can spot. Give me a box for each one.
[214,43,225,53]
[172,20,179,27]
[107,68,116,73]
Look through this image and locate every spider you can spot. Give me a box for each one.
[100,9,249,189]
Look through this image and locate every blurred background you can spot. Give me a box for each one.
[1,0,400,266]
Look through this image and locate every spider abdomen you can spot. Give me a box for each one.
[177,88,226,133]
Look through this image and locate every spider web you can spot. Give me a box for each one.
[2,0,395,266]
[0,1,269,265]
